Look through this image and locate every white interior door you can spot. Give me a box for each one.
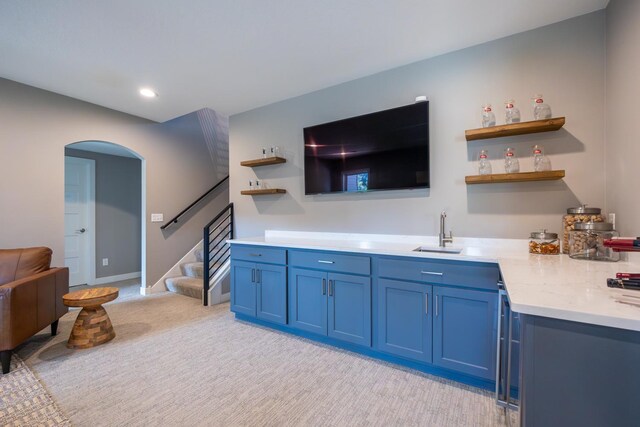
[64,156,95,286]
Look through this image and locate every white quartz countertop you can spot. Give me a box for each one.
[229,230,640,332]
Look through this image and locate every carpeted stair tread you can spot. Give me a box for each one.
[165,276,202,299]
[181,262,204,278]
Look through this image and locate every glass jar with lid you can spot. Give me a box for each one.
[568,221,620,262]
[561,205,604,254]
[529,230,560,255]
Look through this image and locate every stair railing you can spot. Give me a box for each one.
[203,203,234,305]
[161,175,230,230]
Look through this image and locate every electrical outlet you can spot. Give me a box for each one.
[151,213,164,222]
[102,258,109,266]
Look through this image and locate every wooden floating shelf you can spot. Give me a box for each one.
[240,157,287,167]
[465,117,565,141]
[465,170,565,185]
[240,189,287,195]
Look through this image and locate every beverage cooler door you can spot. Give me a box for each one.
[496,286,519,410]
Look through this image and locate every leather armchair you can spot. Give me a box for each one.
[0,247,69,374]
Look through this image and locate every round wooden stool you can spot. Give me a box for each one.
[63,287,119,349]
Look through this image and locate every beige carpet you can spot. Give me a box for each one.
[16,290,518,426]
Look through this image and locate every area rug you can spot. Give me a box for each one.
[0,354,70,426]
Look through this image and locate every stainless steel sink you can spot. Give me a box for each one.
[413,246,463,254]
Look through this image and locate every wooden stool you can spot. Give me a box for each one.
[62,287,119,349]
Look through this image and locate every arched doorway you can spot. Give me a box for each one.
[64,141,146,296]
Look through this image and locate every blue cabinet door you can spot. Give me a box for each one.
[288,268,327,335]
[327,273,371,347]
[256,264,287,325]
[433,286,497,380]
[231,260,256,317]
[377,278,432,363]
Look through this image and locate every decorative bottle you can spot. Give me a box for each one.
[532,145,552,172]
[504,147,520,173]
[481,104,496,128]
[505,100,521,124]
[478,149,492,175]
[532,94,552,120]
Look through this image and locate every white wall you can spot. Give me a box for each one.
[230,12,605,239]
[605,0,640,236]
[0,79,229,287]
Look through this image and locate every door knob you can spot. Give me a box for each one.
[77,228,86,233]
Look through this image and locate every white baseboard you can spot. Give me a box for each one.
[140,285,166,296]
[93,271,141,286]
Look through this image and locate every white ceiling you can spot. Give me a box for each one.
[0,0,608,122]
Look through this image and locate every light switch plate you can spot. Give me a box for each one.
[151,213,164,223]
[102,258,109,266]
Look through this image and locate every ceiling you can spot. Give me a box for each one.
[0,0,608,122]
[67,141,141,159]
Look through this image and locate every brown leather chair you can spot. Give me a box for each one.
[0,247,69,374]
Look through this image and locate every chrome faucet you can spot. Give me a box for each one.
[439,211,453,247]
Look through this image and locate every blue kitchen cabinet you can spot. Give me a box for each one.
[288,268,327,335]
[256,264,287,325]
[433,286,497,380]
[230,260,257,317]
[377,278,432,363]
[289,267,371,346]
[328,273,371,347]
[231,259,286,325]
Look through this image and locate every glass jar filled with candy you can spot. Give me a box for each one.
[529,230,560,255]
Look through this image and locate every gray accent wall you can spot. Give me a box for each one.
[0,78,229,287]
[65,148,142,278]
[605,0,640,236]
[230,12,606,239]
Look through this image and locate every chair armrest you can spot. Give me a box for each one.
[0,267,69,350]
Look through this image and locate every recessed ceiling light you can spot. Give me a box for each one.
[139,88,158,98]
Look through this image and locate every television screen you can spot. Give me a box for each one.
[304,102,429,195]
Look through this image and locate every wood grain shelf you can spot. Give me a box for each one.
[240,157,287,167]
[465,117,565,141]
[465,170,565,185]
[240,189,287,195]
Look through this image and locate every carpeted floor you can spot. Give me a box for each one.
[11,288,517,426]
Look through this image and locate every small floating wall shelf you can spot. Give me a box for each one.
[240,157,287,167]
[465,117,565,141]
[240,189,287,195]
[465,170,565,185]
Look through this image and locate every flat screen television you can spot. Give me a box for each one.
[303,102,429,195]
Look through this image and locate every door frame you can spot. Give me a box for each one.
[64,156,96,286]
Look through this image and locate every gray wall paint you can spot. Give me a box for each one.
[0,78,229,287]
[65,148,142,278]
[230,12,605,239]
[605,0,640,236]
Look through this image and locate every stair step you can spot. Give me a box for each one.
[182,262,203,278]
[195,248,204,262]
[165,276,202,300]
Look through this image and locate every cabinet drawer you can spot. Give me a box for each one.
[231,245,286,265]
[289,250,370,275]
[378,257,499,290]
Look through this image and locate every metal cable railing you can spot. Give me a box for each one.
[203,203,234,305]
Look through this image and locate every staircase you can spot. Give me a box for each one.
[163,203,233,305]
[165,248,207,299]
